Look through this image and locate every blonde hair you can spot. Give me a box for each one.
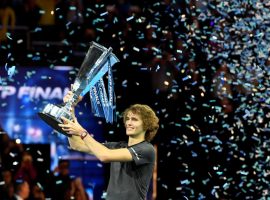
[123,104,159,142]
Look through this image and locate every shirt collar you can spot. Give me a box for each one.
[14,194,23,200]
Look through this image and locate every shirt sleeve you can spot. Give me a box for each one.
[103,141,127,149]
[103,142,118,149]
[128,142,155,166]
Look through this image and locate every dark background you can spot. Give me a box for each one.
[1,0,270,199]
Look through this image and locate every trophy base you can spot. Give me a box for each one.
[38,103,72,137]
[38,112,71,137]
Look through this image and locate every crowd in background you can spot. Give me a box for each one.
[0,127,90,200]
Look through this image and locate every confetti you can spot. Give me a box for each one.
[1,1,270,199]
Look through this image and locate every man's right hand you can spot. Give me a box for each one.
[63,91,75,104]
[63,85,83,106]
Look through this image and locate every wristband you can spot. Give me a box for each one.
[80,131,88,140]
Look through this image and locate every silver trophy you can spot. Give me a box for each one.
[38,41,119,136]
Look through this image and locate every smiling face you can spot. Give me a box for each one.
[123,104,159,142]
[124,111,146,139]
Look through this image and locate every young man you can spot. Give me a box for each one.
[59,91,159,200]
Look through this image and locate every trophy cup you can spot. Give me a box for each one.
[38,41,119,136]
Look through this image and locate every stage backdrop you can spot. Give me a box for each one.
[0,65,105,199]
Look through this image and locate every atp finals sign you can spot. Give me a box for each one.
[0,66,75,141]
[0,85,69,100]
[0,65,73,102]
